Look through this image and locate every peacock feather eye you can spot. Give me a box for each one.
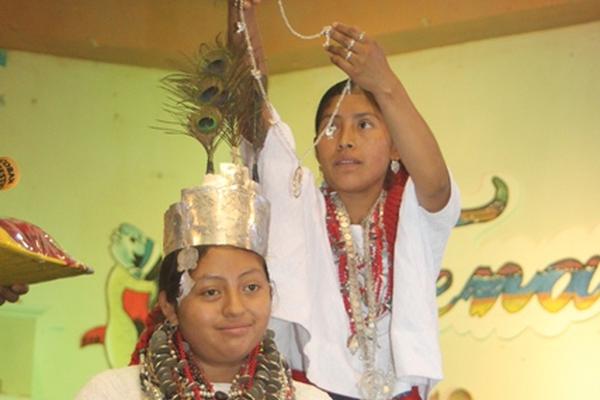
[198,85,219,103]
[197,116,217,133]
[195,76,227,106]
[206,58,226,75]
[157,34,266,174]
[200,47,230,77]
[190,107,222,138]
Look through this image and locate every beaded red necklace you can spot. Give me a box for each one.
[140,323,294,400]
[322,171,408,342]
[322,172,407,398]
[177,330,260,399]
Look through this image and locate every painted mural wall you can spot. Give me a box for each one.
[1,20,599,400]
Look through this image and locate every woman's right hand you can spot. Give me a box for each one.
[325,23,399,97]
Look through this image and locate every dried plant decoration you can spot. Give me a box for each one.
[157,35,267,175]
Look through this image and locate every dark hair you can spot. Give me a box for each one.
[159,245,271,305]
[314,79,382,136]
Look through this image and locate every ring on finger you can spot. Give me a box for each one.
[358,31,366,42]
[345,50,353,61]
[347,39,356,51]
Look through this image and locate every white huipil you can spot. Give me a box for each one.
[254,110,461,399]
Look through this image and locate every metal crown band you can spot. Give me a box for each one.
[163,163,270,258]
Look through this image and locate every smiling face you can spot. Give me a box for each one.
[316,92,398,197]
[160,246,271,374]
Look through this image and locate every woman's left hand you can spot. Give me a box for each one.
[325,23,398,95]
[0,283,29,305]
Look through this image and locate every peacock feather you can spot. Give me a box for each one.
[157,35,267,174]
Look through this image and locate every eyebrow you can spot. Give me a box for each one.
[319,112,381,126]
[196,267,263,282]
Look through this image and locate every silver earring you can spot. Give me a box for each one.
[390,160,400,174]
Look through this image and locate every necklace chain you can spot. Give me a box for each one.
[324,189,396,400]
[327,191,390,341]
[276,0,332,42]
[237,0,352,196]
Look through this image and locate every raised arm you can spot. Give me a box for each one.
[227,0,268,81]
[326,23,451,212]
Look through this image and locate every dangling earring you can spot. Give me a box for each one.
[390,160,400,174]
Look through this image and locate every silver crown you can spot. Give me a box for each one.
[163,163,270,258]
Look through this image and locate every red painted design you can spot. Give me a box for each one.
[80,326,106,347]
[323,170,407,335]
[122,288,151,322]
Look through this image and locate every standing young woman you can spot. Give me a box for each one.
[237,1,461,399]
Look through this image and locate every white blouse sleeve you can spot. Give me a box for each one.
[401,174,461,274]
[294,381,333,400]
[75,366,142,400]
